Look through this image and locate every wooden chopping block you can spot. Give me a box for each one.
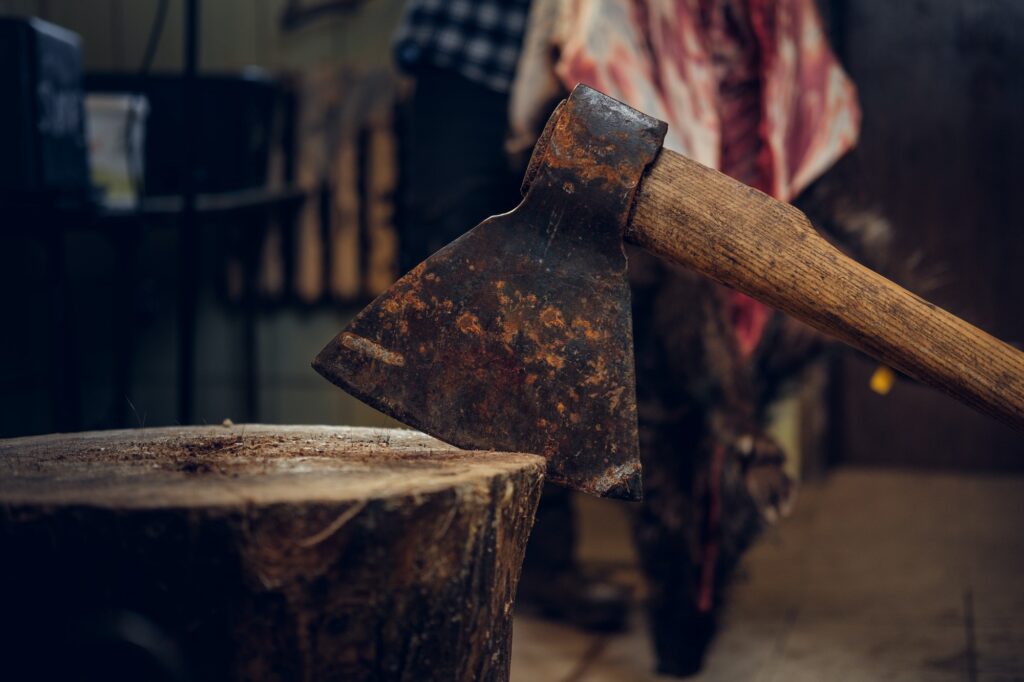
[0,425,545,682]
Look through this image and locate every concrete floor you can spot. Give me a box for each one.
[511,468,1024,681]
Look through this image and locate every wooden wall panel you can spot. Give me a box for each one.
[834,0,1024,469]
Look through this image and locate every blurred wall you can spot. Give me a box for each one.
[0,0,406,437]
[0,0,404,72]
[832,0,1024,469]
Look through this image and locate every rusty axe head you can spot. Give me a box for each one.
[313,85,667,500]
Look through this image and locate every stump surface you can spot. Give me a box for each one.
[0,425,546,682]
[0,424,542,507]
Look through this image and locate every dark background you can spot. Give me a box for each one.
[830,0,1024,469]
[0,0,1021,470]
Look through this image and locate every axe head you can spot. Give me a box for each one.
[313,85,667,500]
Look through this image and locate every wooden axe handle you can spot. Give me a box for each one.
[627,148,1024,430]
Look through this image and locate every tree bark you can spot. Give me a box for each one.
[0,425,545,682]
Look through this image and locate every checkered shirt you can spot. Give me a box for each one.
[393,0,531,93]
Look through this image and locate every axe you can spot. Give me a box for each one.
[313,85,1024,501]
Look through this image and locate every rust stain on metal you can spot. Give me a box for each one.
[313,85,667,500]
[536,351,565,369]
[494,281,511,305]
[571,317,605,340]
[540,306,566,329]
[455,311,484,336]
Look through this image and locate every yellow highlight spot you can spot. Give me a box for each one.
[870,365,896,395]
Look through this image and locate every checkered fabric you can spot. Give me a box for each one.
[393,0,531,93]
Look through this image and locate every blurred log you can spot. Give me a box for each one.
[0,425,545,681]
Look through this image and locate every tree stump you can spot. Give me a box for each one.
[0,425,545,682]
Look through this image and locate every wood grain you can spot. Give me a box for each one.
[0,425,546,681]
[628,149,1024,431]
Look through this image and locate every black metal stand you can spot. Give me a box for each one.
[176,0,199,425]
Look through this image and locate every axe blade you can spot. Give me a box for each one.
[313,85,667,500]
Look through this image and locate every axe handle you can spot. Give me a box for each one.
[627,148,1024,431]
